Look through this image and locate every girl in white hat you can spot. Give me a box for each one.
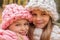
[25,0,60,40]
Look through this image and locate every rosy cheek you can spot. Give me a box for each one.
[44,18,49,24]
[26,27,29,30]
[33,17,36,21]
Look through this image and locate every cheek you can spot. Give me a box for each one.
[8,26,14,30]
[32,17,37,23]
[26,26,29,30]
[9,26,20,32]
[24,26,29,32]
[43,16,49,23]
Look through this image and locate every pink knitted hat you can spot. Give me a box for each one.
[1,4,32,29]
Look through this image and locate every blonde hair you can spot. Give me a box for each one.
[40,17,53,40]
[27,8,54,40]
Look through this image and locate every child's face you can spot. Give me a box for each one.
[31,9,50,28]
[8,19,29,36]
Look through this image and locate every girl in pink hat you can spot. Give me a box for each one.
[0,4,32,40]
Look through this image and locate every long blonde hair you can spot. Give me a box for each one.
[27,17,53,40]
[27,8,54,40]
[40,18,53,40]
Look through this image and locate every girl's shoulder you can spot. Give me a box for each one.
[50,25,60,40]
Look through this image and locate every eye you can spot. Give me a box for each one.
[41,11,47,16]
[24,23,29,26]
[32,13,37,16]
[15,24,21,26]
[41,13,46,15]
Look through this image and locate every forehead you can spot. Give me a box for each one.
[13,19,29,24]
[31,7,44,11]
[32,9,42,13]
[31,8,50,14]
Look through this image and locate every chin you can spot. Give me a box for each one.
[36,25,45,29]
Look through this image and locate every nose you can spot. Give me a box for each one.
[21,25,28,32]
[36,15,43,21]
[21,26,26,31]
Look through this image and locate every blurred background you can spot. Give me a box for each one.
[0,0,60,25]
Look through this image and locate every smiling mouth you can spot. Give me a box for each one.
[36,22,43,24]
[19,31,27,35]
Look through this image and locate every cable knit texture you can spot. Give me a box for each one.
[33,25,60,40]
[25,0,59,21]
[1,4,32,29]
[0,29,29,40]
[0,4,32,40]
[0,29,18,40]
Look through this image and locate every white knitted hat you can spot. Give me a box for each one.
[25,0,59,21]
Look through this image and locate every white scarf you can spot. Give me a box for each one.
[33,25,60,40]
